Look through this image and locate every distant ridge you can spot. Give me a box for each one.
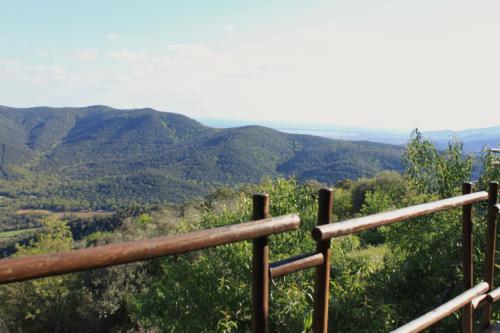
[0,105,403,203]
[423,126,500,152]
[201,119,500,152]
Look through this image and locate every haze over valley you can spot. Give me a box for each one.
[201,118,500,152]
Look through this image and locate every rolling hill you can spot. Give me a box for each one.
[0,105,404,204]
[204,120,500,152]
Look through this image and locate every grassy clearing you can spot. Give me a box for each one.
[350,244,389,270]
[0,227,41,239]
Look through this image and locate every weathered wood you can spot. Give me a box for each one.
[480,182,499,331]
[312,192,488,241]
[313,188,333,333]
[472,294,489,310]
[390,282,490,333]
[462,182,473,333]
[269,252,324,278]
[0,213,299,285]
[252,194,271,333]
[486,286,500,303]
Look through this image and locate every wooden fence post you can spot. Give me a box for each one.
[480,182,499,331]
[313,188,333,333]
[462,182,473,333]
[252,193,270,333]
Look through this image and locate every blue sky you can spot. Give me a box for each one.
[1,0,499,130]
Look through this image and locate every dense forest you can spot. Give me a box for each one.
[0,105,402,212]
[0,131,498,332]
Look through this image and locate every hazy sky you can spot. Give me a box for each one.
[1,0,499,130]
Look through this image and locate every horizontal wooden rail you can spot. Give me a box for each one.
[269,252,324,278]
[0,214,300,284]
[390,282,489,333]
[312,192,488,241]
[486,286,500,303]
[491,148,500,153]
[472,280,500,310]
[472,294,488,310]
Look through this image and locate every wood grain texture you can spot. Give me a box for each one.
[391,282,489,333]
[486,286,500,303]
[480,182,499,330]
[472,294,488,310]
[0,213,299,284]
[312,192,488,241]
[461,183,473,333]
[252,194,271,333]
[313,188,333,333]
[269,252,324,278]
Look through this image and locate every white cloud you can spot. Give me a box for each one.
[145,1,498,130]
[4,1,499,130]
[108,50,173,68]
[106,33,121,40]
[0,60,77,83]
[25,65,77,83]
[75,49,98,61]
[98,2,499,130]
[0,59,19,66]
[223,24,233,33]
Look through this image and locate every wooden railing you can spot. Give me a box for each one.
[0,213,300,284]
[0,183,498,332]
[308,182,498,333]
[0,193,302,333]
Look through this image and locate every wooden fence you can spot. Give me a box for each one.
[310,182,498,333]
[0,183,498,332]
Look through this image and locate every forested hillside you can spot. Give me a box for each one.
[0,105,403,207]
[0,132,498,332]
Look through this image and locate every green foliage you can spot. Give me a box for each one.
[0,105,403,211]
[404,129,473,198]
[361,129,495,331]
[351,171,404,214]
[0,218,80,332]
[0,121,496,332]
[478,148,500,190]
[134,213,152,227]
[331,187,353,221]
[15,218,73,255]
[0,214,166,332]
[132,178,382,332]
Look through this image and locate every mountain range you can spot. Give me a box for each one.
[201,119,500,152]
[0,105,403,204]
